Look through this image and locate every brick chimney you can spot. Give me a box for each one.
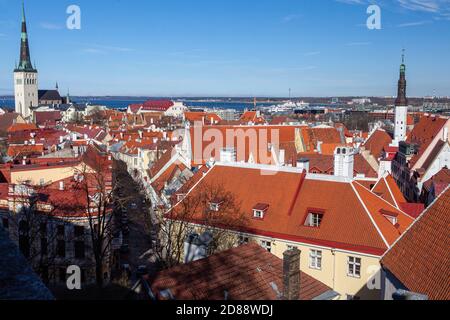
[282,248,301,300]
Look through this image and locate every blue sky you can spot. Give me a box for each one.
[0,0,449,97]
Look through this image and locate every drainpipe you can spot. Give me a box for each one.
[332,248,336,290]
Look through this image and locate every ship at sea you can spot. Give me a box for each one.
[262,100,310,113]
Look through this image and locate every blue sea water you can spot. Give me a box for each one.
[0,98,273,111]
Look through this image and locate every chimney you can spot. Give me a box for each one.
[317,141,323,154]
[59,181,64,191]
[282,248,301,300]
[296,158,310,173]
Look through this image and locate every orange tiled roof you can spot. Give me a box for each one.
[372,174,407,209]
[7,123,38,133]
[7,144,44,158]
[170,165,414,255]
[363,130,392,160]
[300,127,342,153]
[407,115,448,167]
[239,111,265,124]
[381,187,450,300]
[184,111,222,124]
[188,125,304,166]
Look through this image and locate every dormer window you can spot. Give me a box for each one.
[253,203,269,219]
[304,210,324,227]
[380,209,398,226]
[209,200,223,212]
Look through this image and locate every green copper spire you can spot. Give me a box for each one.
[15,1,36,72]
[396,49,408,106]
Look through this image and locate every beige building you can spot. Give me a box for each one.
[164,163,415,300]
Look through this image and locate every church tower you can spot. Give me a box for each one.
[393,51,408,147]
[14,2,38,120]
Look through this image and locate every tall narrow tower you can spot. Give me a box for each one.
[393,50,408,147]
[14,2,38,120]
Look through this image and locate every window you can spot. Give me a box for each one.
[74,226,85,238]
[261,240,272,253]
[2,218,8,229]
[209,202,221,212]
[57,225,65,237]
[309,250,322,270]
[74,241,85,259]
[305,211,324,227]
[57,240,66,258]
[40,222,47,235]
[253,210,264,219]
[347,256,361,278]
[238,235,249,245]
[41,238,48,256]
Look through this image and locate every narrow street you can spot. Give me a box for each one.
[112,160,158,284]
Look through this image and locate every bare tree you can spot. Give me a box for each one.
[5,182,61,284]
[75,152,133,288]
[154,182,248,269]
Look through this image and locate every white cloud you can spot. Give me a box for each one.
[81,44,134,54]
[304,51,321,56]
[397,20,431,27]
[40,22,63,30]
[346,41,372,46]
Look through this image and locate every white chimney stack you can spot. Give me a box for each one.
[59,181,64,191]
[296,158,310,173]
[334,147,355,179]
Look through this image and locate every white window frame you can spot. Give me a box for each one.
[209,202,220,212]
[238,235,249,245]
[261,240,272,252]
[306,212,323,227]
[253,209,264,219]
[347,256,361,278]
[309,249,322,270]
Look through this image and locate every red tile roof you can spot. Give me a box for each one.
[7,144,44,158]
[363,130,392,160]
[407,115,448,167]
[184,112,222,124]
[146,243,332,300]
[372,174,407,209]
[129,100,174,113]
[299,153,378,178]
[188,125,304,166]
[381,187,450,300]
[300,127,343,153]
[169,165,414,255]
[7,123,38,133]
[239,111,265,124]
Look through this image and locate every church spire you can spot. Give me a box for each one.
[15,1,36,72]
[395,49,408,107]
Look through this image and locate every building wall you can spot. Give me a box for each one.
[14,71,38,119]
[10,164,87,185]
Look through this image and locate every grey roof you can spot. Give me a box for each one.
[38,90,62,101]
[0,227,54,300]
